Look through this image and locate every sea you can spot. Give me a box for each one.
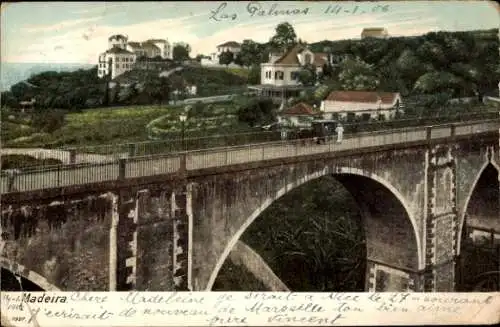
[1,62,95,91]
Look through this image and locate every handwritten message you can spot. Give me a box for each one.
[209,1,390,22]
[2,292,499,326]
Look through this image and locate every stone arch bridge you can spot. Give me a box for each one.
[1,119,498,292]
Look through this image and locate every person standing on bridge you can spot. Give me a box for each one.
[335,123,344,143]
[4,169,21,192]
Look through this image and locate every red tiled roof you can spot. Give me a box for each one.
[313,53,327,66]
[325,91,399,104]
[217,41,240,48]
[281,102,316,116]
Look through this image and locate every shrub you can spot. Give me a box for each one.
[1,154,61,170]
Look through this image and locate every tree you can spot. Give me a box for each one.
[237,98,276,127]
[218,50,234,66]
[172,43,191,61]
[338,57,380,91]
[396,49,427,80]
[247,65,261,85]
[239,39,263,67]
[321,63,333,79]
[106,83,120,106]
[269,22,297,51]
[297,66,316,86]
[377,64,409,95]
[416,41,447,69]
[233,54,243,66]
[413,71,465,95]
[144,77,170,105]
[0,91,17,108]
[32,109,66,133]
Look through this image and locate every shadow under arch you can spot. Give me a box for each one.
[206,166,423,291]
[456,160,500,255]
[0,257,61,291]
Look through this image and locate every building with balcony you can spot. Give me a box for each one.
[248,44,329,101]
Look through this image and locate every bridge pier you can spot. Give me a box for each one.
[366,260,421,291]
[115,190,138,290]
[109,185,191,291]
[423,145,459,291]
[171,186,192,291]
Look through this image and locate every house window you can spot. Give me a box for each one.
[115,64,119,69]
[290,71,299,80]
[275,71,284,80]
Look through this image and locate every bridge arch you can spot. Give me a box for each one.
[0,257,61,291]
[457,159,500,255]
[205,166,423,291]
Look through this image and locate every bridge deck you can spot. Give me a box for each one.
[1,119,498,196]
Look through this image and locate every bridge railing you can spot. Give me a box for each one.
[1,118,498,194]
[3,111,497,172]
[56,110,499,158]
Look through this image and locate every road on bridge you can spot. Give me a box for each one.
[1,119,497,194]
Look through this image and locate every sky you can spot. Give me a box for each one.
[1,1,499,64]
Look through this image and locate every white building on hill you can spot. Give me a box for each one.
[247,44,329,100]
[212,41,241,61]
[320,91,403,120]
[98,34,173,79]
[97,46,136,79]
[361,27,389,39]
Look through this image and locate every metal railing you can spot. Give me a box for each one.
[1,118,498,194]
[30,110,500,163]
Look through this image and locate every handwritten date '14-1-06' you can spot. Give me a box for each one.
[209,1,390,21]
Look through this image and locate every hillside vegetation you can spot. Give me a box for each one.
[307,28,499,98]
[1,65,247,112]
[2,28,497,113]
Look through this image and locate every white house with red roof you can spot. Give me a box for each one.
[248,44,329,100]
[261,44,328,87]
[320,91,403,120]
[278,102,319,127]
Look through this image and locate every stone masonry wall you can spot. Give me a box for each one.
[1,195,112,290]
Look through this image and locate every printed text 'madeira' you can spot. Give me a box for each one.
[23,293,67,303]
